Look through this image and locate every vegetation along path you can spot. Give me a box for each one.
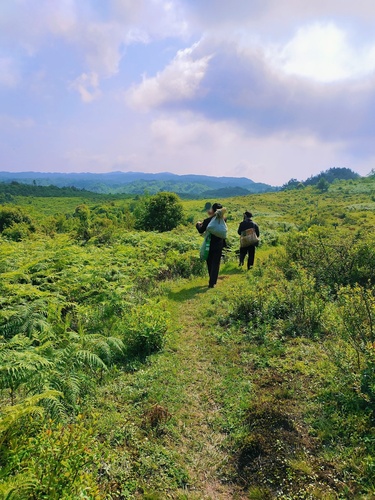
[98,265,254,499]
[2,177,375,498]
[98,245,371,499]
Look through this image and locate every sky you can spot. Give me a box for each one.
[1,1,375,184]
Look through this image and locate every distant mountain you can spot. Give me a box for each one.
[0,171,277,197]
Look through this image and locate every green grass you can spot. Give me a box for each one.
[1,175,375,498]
[94,264,255,498]
[90,249,374,498]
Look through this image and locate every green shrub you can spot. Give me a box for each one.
[316,177,329,192]
[0,207,31,233]
[2,222,32,241]
[222,266,326,339]
[281,266,326,337]
[281,229,375,291]
[334,286,375,404]
[164,250,205,279]
[1,419,102,499]
[73,204,91,240]
[260,229,280,246]
[135,192,184,232]
[123,303,169,358]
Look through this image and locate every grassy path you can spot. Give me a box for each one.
[99,265,252,499]
[162,269,250,499]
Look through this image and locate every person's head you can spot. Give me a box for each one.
[244,211,252,220]
[207,202,222,215]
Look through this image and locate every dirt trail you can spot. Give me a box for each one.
[164,273,249,499]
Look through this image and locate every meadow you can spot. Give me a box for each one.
[0,175,374,499]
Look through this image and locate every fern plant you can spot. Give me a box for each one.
[0,473,36,500]
[0,390,61,446]
[0,335,52,405]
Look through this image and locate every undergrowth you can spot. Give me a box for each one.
[1,178,375,498]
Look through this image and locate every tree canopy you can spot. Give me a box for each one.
[135,192,184,232]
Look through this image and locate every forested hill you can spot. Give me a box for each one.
[0,171,276,196]
[0,181,100,200]
[282,167,360,190]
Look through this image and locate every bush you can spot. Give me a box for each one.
[0,420,102,499]
[222,266,326,339]
[164,250,205,279]
[123,303,169,358]
[73,204,91,240]
[260,229,280,247]
[332,286,375,405]
[2,222,33,241]
[0,207,31,233]
[135,192,184,232]
[281,229,375,291]
[281,266,326,337]
[316,178,329,192]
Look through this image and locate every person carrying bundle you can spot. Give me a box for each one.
[238,211,260,270]
[196,202,227,288]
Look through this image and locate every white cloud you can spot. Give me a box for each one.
[0,0,78,54]
[151,114,224,148]
[73,23,125,78]
[70,72,101,102]
[130,35,375,149]
[263,0,375,25]
[127,43,212,111]
[271,23,375,82]
[181,0,375,35]
[0,0,188,101]
[2,0,375,180]
[148,113,352,184]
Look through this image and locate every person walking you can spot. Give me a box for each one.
[196,202,226,288]
[238,211,260,269]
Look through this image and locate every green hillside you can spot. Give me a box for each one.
[0,175,374,498]
[0,171,276,196]
[283,167,361,190]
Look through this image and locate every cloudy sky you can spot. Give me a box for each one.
[1,0,375,184]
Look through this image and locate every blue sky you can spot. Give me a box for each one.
[1,0,375,184]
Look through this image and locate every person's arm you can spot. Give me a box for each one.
[196,217,210,234]
[237,222,243,236]
[255,223,260,237]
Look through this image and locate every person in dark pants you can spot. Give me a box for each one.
[196,203,225,288]
[238,211,260,269]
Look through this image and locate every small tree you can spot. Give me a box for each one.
[282,178,299,190]
[0,207,31,233]
[73,204,91,240]
[316,177,329,192]
[135,192,183,232]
